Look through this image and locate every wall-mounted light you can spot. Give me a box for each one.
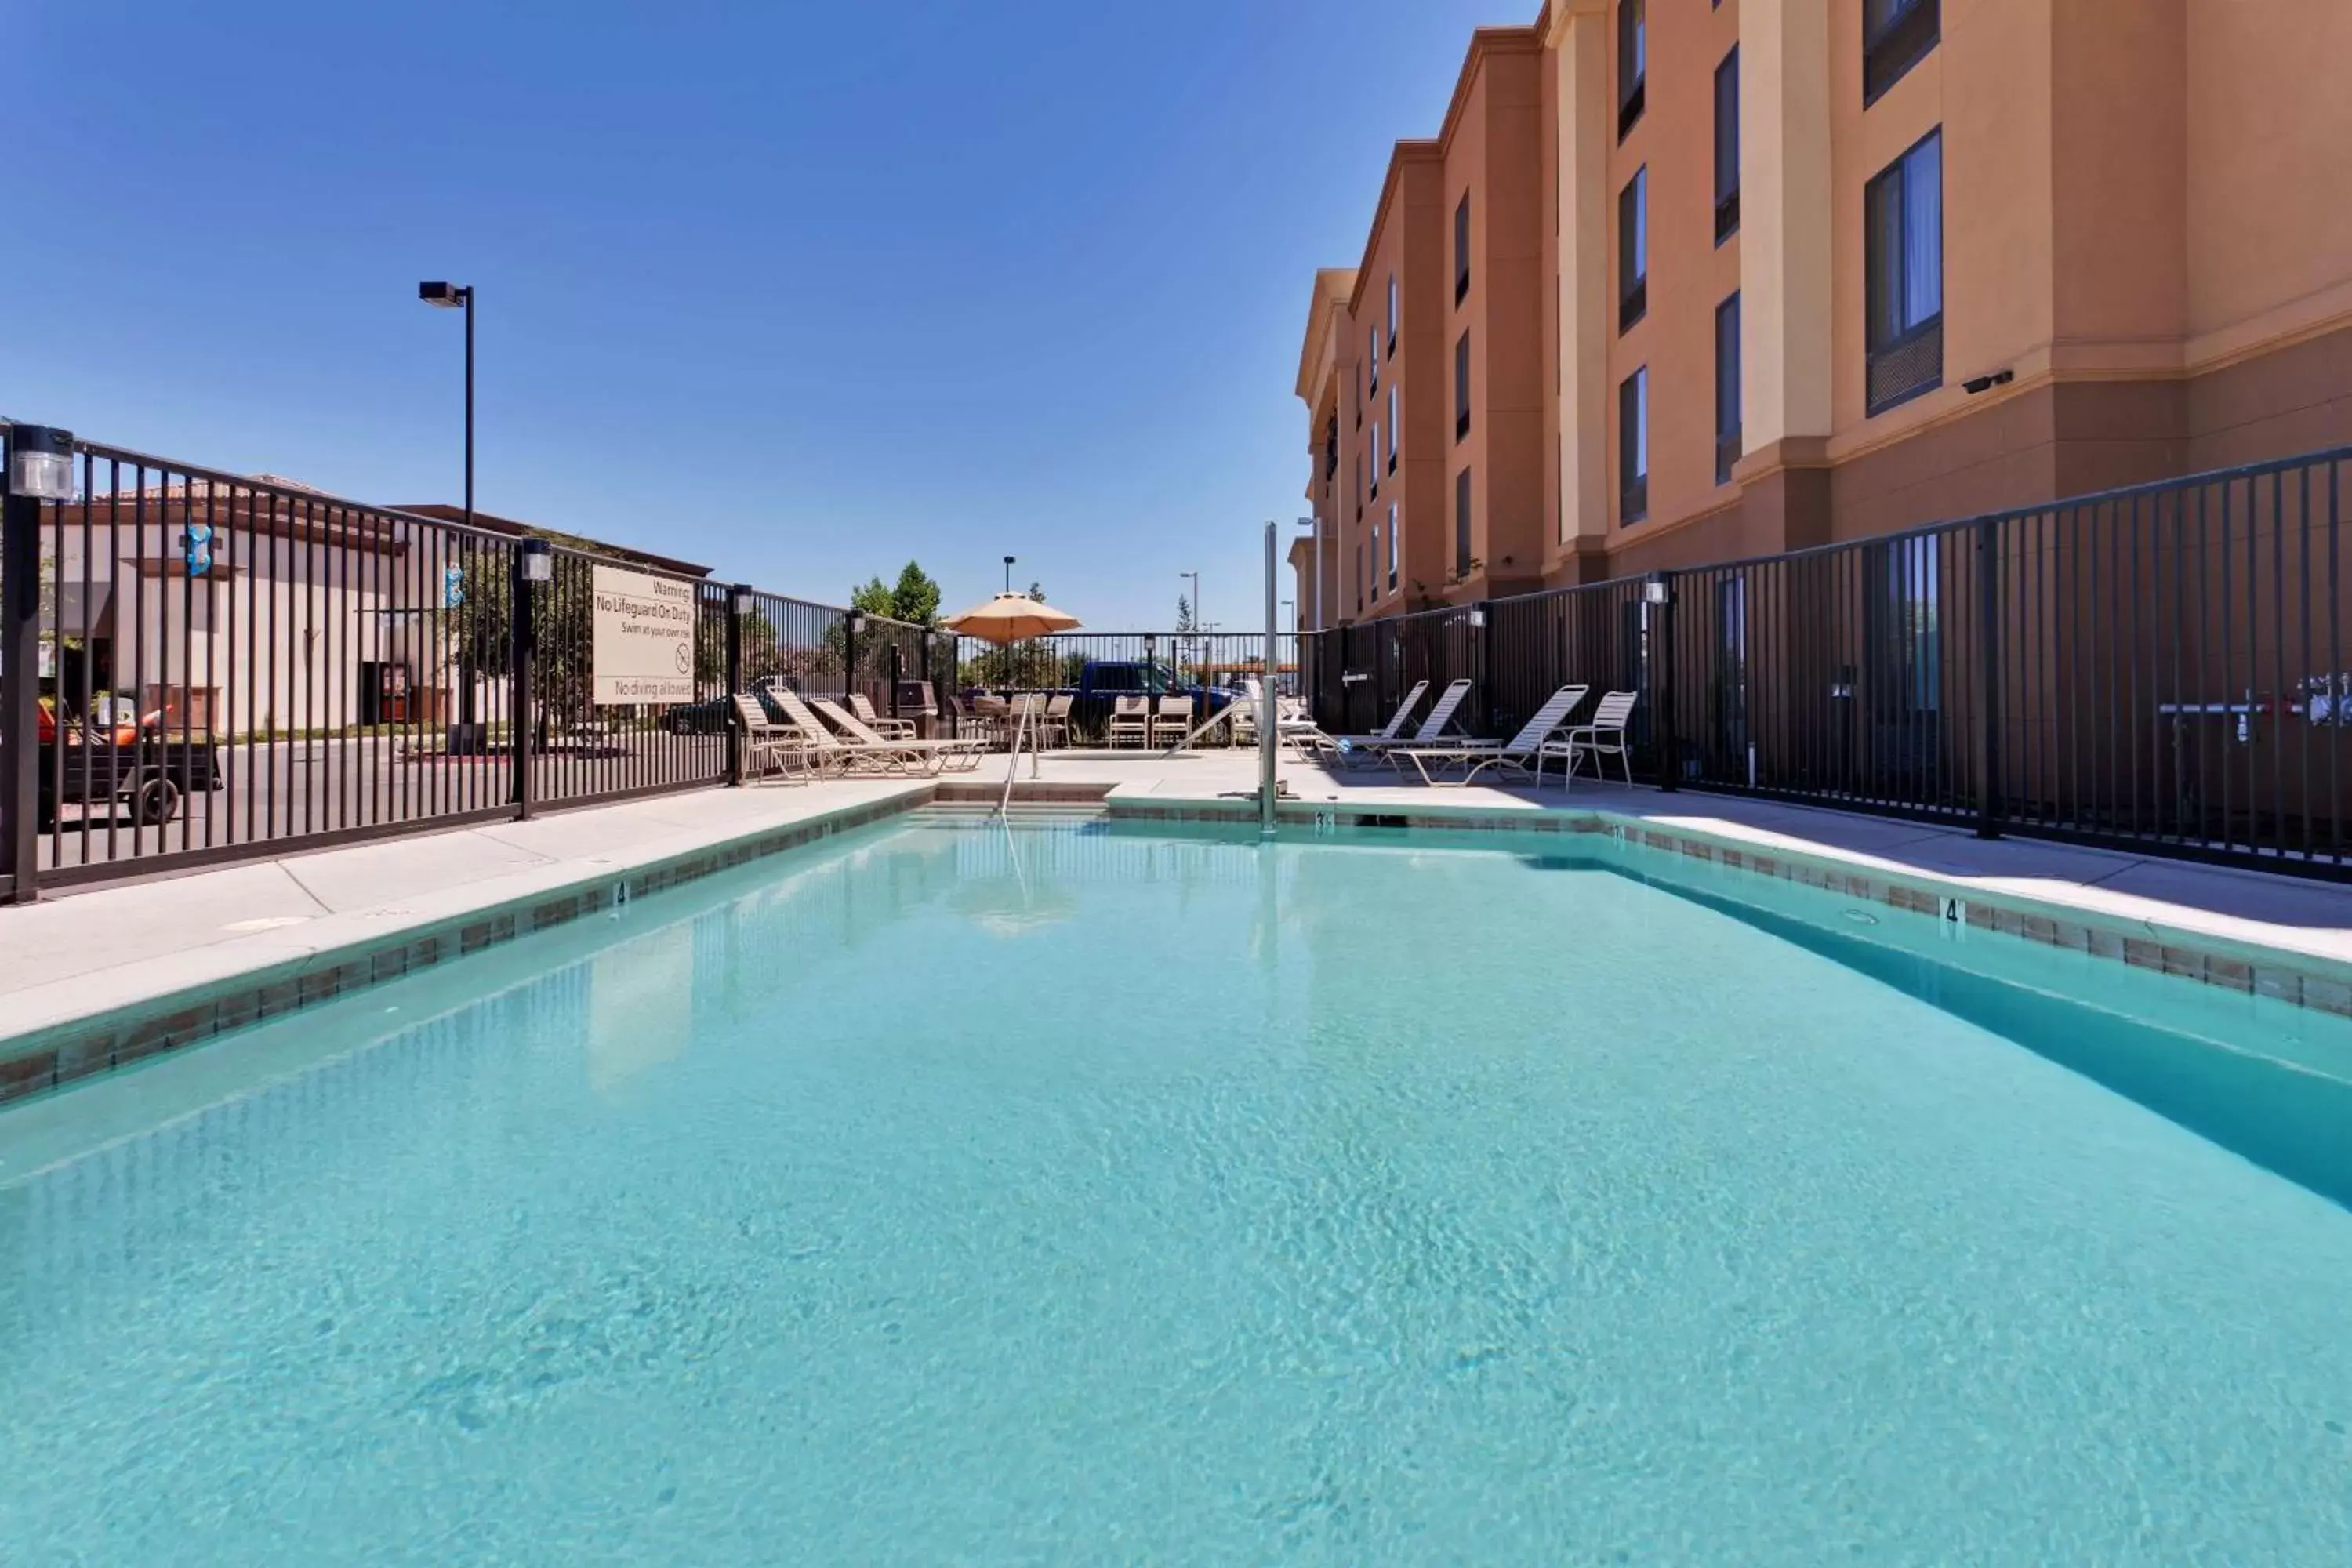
[728,583,755,615]
[1962,368,2016,395]
[6,425,76,500]
[520,539,554,583]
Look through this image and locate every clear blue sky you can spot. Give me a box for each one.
[2,0,1511,630]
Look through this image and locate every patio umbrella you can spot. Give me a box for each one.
[941,592,1082,645]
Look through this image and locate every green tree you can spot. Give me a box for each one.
[888,561,942,626]
[848,561,945,627]
[1174,593,1196,633]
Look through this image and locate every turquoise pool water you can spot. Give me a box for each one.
[4,815,2351,1563]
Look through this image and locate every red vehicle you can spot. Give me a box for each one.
[36,696,223,829]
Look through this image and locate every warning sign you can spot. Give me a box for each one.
[591,564,697,705]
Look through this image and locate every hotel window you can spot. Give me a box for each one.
[1387,274,1399,354]
[1454,331,1472,441]
[1715,292,1742,485]
[1368,325,1379,393]
[1865,129,1944,415]
[1387,387,1399,472]
[1454,468,1472,579]
[1617,0,1646,140]
[1359,449,1369,517]
[1454,194,1472,305]
[1356,541,1364,614]
[1619,366,1649,524]
[1370,423,1381,496]
[1864,0,1939,107]
[1714,48,1740,244]
[1356,361,1363,429]
[1387,502,1399,590]
[1618,167,1647,332]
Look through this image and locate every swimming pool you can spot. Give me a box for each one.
[4,813,2350,1563]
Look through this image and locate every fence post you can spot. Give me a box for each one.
[843,611,861,704]
[0,427,67,905]
[512,540,546,821]
[889,641,903,720]
[1650,572,1678,792]
[725,583,747,785]
[1475,601,1496,734]
[1975,516,2003,838]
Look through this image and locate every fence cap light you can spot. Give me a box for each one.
[1642,572,1673,605]
[7,424,76,500]
[520,538,555,583]
[728,583,755,614]
[845,608,866,633]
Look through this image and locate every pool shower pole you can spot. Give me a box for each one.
[1261,520,1278,839]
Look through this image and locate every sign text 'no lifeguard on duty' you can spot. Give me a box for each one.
[591,565,697,705]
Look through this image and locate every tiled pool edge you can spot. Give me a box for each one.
[1107,795,2352,1019]
[0,789,939,1108]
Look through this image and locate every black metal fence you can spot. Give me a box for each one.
[0,426,935,899]
[949,630,1301,699]
[1306,447,2352,878]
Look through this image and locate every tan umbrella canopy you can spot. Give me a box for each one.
[941,592,1083,646]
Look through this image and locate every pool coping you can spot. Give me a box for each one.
[4,777,2347,1109]
[1102,792,2352,1018]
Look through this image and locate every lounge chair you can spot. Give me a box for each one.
[1107,695,1150,748]
[1327,679,1428,746]
[1537,690,1639,789]
[1150,695,1194,748]
[810,696,986,774]
[731,693,813,784]
[767,688,935,775]
[847,691,917,741]
[1391,684,1591,787]
[1349,677,1475,767]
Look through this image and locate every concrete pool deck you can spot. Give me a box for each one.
[4,748,2350,1104]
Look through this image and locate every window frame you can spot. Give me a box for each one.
[1454,466,1472,579]
[1617,0,1646,140]
[1386,274,1399,357]
[1454,193,1472,306]
[1370,422,1381,497]
[1714,46,1740,245]
[1864,128,1945,416]
[1387,386,1399,474]
[1454,330,1472,442]
[1863,0,1939,107]
[1387,501,1399,591]
[1715,292,1742,485]
[1618,166,1648,333]
[1618,366,1650,525]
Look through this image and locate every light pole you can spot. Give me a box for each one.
[1180,570,1200,681]
[419,281,478,742]
[418,282,474,529]
[1296,517,1320,633]
[1003,555,1016,594]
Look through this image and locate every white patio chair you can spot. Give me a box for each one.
[1540,690,1639,789]
[1390,684,1590,788]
